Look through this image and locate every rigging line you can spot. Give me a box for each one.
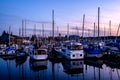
[0,13,52,24]
[0,13,23,19]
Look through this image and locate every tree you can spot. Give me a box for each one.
[1,30,9,44]
[1,30,7,36]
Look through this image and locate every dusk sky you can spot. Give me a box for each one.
[0,0,120,37]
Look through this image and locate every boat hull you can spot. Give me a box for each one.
[59,50,84,60]
[30,54,48,61]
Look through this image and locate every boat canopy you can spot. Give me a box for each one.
[40,45,47,49]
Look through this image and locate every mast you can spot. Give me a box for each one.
[76,26,79,35]
[33,24,36,36]
[104,26,106,41]
[22,20,24,37]
[67,24,69,39]
[109,20,111,37]
[19,27,21,37]
[25,19,26,38]
[42,23,44,38]
[82,14,85,38]
[98,7,100,39]
[93,22,95,37]
[9,26,11,46]
[52,10,54,39]
[33,24,36,44]
[116,24,120,40]
[19,27,21,48]
[57,26,59,36]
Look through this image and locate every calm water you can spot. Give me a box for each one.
[0,56,120,80]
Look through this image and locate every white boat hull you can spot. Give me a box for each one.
[30,54,48,60]
[60,50,84,60]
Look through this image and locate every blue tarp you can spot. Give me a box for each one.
[6,47,15,52]
[84,48,101,54]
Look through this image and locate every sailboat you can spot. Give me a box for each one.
[58,41,84,60]
[84,7,103,59]
[30,44,48,60]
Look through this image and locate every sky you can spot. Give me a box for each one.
[0,0,120,37]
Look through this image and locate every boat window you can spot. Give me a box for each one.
[72,54,75,57]
[80,54,82,56]
[78,45,83,50]
[35,50,46,55]
[70,45,83,50]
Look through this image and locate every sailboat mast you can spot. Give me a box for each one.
[109,20,111,36]
[77,26,79,35]
[57,26,59,36]
[82,14,85,38]
[98,7,100,39]
[52,10,54,39]
[33,24,36,36]
[24,20,26,38]
[22,20,24,37]
[104,26,106,41]
[116,24,120,40]
[9,26,11,46]
[42,24,44,38]
[19,27,21,37]
[93,22,95,37]
[67,24,69,39]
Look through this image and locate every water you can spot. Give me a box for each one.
[0,56,120,80]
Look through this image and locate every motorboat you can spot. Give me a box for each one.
[30,45,48,60]
[59,41,84,60]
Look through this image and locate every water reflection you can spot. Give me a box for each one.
[29,59,48,72]
[15,57,27,67]
[1,55,15,60]
[0,57,120,80]
[62,59,84,80]
[62,59,84,75]
[84,60,103,80]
